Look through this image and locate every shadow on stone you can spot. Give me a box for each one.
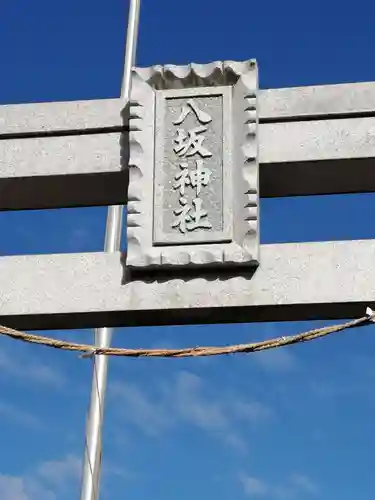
[120,250,259,285]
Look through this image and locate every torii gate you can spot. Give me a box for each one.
[1,1,375,499]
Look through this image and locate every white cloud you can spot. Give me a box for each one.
[0,474,55,500]
[0,475,29,500]
[253,348,297,372]
[240,474,268,496]
[173,371,229,430]
[111,382,172,437]
[36,454,81,487]
[290,473,318,494]
[0,348,65,388]
[0,453,137,500]
[233,400,273,423]
[240,472,318,499]
[111,370,273,452]
[0,454,82,500]
[273,485,294,500]
[0,401,41,429]
[171,371,249,451]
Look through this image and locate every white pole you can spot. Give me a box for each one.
[79,2,141,499]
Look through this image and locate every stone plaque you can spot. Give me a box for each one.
[127,59,259,270]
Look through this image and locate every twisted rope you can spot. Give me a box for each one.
[0,308,373,358]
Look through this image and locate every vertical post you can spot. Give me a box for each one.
[79,2,141,499]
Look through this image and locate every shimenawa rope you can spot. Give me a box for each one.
[0,307,373,359]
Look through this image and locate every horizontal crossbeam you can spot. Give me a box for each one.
[1,239,374,330]
[2,81,375,136]
[1,118,375,209]
[1,81,375,210]
[260,117,375,197]
[260,80,375,121]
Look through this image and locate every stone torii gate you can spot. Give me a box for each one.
[1,25,375,500]
[1,80,375,325]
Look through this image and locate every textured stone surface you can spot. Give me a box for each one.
[158,94,224,240]
[2,115,375,209]
[0,133,123,177]
[2,117,373,179]
[1,81,375,136]
[260,117,375,163]
[260,81,375,121]
[0,132,128,210]
[0,240,375,330]
[0,98,122,136]
[126,60,259,270]
[260,117,375,197]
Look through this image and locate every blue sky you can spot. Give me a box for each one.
[0,0,375,499]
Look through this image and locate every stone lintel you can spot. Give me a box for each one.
[1,80,375,137]
[0,239,374,330]
[1,115,375,209]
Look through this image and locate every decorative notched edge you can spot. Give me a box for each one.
[126,59,259,270]
[133,59,256,90]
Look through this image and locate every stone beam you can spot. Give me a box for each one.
[0,133,128,210]
[1,115,375,210]
[2,81,375,210]
[0,98,122,136]
[0,239,374,331]
[260,117,375,197]
[260,81,375,121]
[1,81,375,136]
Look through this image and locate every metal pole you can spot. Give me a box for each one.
[79,2,141,499]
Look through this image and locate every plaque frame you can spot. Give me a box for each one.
[126,59,259,270]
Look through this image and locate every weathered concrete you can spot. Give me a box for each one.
[3,118,374,179]
[261,117,375,163]
[0,132,128,210]
[2,81,375,210]
[127,60,259,271]
[260,81,375,121]
[0,98,121,136]
[0,133,123,177]
[2,115,375,209]
[260,116,375,197]
[0,239,374,330]
[1,80,375,210]
[1,81,375,137]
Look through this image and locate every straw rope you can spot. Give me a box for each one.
[0,308,373,358]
